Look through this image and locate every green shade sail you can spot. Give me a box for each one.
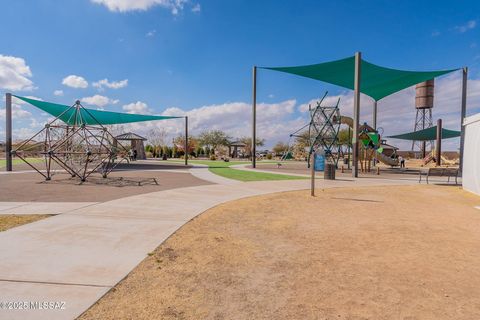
[14,95,181,125]
[262,56,458,101]
[387,126,460,141]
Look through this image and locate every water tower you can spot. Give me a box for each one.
[412,79,434,157]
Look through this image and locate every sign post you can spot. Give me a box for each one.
[311,150,325,196]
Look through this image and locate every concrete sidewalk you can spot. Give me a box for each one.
[0,168,416,320]
[0,202,98,215]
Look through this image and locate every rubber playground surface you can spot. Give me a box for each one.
[79,184,480,320]
[0,161,211,202]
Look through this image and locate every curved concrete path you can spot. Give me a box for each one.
[0,167,416,319]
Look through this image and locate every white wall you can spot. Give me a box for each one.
[463,113,480,195]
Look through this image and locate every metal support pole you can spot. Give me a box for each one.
[310,154,315,196]
[459,67,468,174]
[372,100,377,130]
[252,66,257,168]
[347,126,351,169]
[436,119,442,167]
[352,52,361,178]
[5,93,12,171]
[184,116,188,166]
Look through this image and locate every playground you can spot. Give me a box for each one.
[0,54,473,320]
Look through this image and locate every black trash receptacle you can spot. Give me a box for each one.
[343,157,348,165]
[324,163,336,180]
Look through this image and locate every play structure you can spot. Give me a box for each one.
[13,99,129,181]
[282,92,400,170]
[251,53,468,177]
[283,92,342,166]
[5,95,184,181]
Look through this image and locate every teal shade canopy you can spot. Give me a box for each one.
[14,95,181,125]
[262,56,458,101]
[387,126,460,141]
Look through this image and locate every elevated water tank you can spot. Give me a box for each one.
[415,79,434,109]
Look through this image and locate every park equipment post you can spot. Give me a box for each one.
[372,100,377,130]
[184,116,188,166]
[252,66,257,168]
[310,154,315,196]
[347,126,351,169]
[436,119,442,167]
[459,67,468,174]
[352,52,361,178]
[5,93,12,172]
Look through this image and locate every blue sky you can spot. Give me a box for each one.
[1,0,480,150]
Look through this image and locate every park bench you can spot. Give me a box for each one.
[418,167,459,185]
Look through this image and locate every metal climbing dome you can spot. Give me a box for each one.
[13,100,129,181]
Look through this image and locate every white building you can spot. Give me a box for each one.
[462,113,480,195]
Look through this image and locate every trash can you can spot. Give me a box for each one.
[343,157,348,165]
[324,163,336,180]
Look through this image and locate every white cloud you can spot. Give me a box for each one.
[116,99,301,148]
[62,75,88,88]
[53,90,64,96]
[0,55,35,91]
[81,95,119,108]
[92,78,128,91]
[146,30,156,37]
[191,3,200,13]
[11,96,43,105]
[91,0,187,14]
[454,20,477,33]
[0,104,32,120]
[122,101,152,114]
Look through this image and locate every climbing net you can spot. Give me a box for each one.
[283,92,342,166]
[13,101,129,181]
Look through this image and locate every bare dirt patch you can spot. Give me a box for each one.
[80,185,480,320]
[0,214,52,232]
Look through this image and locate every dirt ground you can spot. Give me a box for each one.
[79,185,480,320]
[0,161,211,202]
[0,214,51,232]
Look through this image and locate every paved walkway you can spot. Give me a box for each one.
[0,167,416,319]
[0,202,98,215]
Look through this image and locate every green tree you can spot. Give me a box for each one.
[272,141,289,155]
[195,146,204,157]
[337,128,352,146]
[198,130,231,153]
[294,130,310,150]
[147,128,167,158]
[239,136,265,157]
[173,135,198,155]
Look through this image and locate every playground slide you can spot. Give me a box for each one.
[340,116,353,128]
[340,116,399,166]
[441,155,457,165]
[375,151,399,166]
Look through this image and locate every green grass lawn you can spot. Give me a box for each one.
[0,157,43,168]
[170,159,306,182]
